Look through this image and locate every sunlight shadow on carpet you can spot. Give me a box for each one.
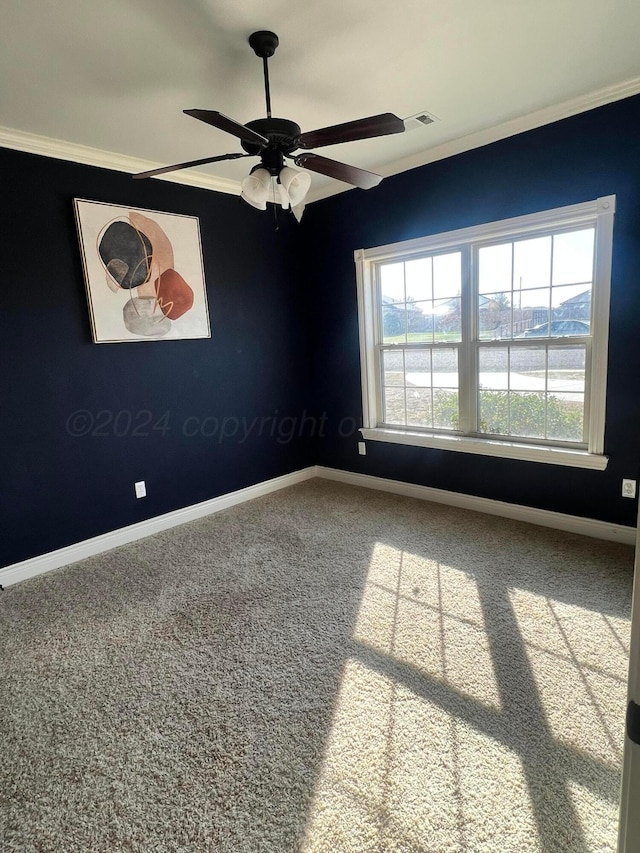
[352,543,502,711]
[299,538,627,853]
[509,589,626,766]
[567,779,619,851]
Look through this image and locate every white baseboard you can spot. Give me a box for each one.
[0,467,317,588]
[2,464,634,589]
[315,466,637,546]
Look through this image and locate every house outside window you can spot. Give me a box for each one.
[355,196,615,470]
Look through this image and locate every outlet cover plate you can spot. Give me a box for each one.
[622,479,636,499]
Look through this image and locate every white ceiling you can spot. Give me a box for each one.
[1,0,639,202]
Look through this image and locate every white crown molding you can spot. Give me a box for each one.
[0,126,241,195]
[2,76,639,207]
[306,75,640,204]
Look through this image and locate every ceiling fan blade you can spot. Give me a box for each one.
[133,152,252,180]
[184,110,269,146]
[294,153,382,190]
[297,113,405,150]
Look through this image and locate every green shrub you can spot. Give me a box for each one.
[390,388,582,443]
[430,389,583,441]
[433,390,459,429]
[478,390,583,442]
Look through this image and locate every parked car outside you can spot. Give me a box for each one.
[519,320,590,338]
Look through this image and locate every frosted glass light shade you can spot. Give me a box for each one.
[277,179,290,209]
[241,168,271,210]
[279,166,311,207]
[291,203,306,223]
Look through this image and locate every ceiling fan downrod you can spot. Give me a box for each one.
[249,30,279,119]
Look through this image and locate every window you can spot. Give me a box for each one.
[355,196,615,469]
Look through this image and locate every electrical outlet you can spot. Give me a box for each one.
[134,480,147,499]
[622,479,636,499]
[358,441,366,456]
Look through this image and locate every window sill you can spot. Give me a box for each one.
[360,428,609,470]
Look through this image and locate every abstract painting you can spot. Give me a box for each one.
[74,199,210,343]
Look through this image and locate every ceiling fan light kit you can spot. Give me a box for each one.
[279,167,311,207]
[240,167,270,210]
[134,30,406,220]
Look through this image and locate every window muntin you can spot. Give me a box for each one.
[376,229,592,447]
[381,347,460,430]
[477,343,586,443]
[357,197,614,462]
[380,251,462,344]
[477,228,594,342]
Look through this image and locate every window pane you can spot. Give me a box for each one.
[406,388,432,427]
[510,347,546,392]
[514,288,550,335]
[479,292,511,340]
[547,393,584,442]
[513,236,551,290]
[382,346,459,432]
[380,262,405,302]
[407,301,434,342]
[380,346,461,432]
[433,252,462,299]
[434,297,461,341]
[551,283,592,333]
[382,350,404,386]
[383,387,406,425]
[405,349,432,387]
[477,344,586,442]
[552,229,595,286]
[479,347,508,389]
[432,348,459,388]
[479,243,512,294]
[509,391,546,438]
[548,346,586,392]
[514,287,550,313]
[405,257,432,302]
[405,349,432,375]
[433,390,459,429]
[551,283,591,309]
[479,390,509,434]
[382,304,406,343]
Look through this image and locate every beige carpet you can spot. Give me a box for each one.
[0,479,633,852]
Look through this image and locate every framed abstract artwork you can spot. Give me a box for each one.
[73,199,211,343]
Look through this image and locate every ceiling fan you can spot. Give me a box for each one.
[133,30,405,218]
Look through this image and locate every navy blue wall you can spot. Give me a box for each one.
[1,148,313,567]
[304,94,640,527]
[3,94,640,570]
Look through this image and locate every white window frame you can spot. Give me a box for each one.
[355,195,615,470]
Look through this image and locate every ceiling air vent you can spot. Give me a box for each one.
[404,110,440,131]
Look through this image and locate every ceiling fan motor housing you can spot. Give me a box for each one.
[241,118,302,167]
